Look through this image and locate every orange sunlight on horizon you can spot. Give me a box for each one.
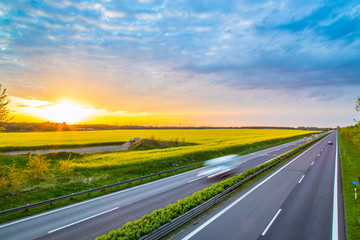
[34,100,93,124]
[10,96,224,127]
[10,97,183,126]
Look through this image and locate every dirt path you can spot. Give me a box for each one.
[2,139,139,156]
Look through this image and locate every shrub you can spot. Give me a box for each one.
[58,155,75,175]
[26,153,51,181]
[1,161,24,191]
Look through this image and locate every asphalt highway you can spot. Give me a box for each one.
[174,132,345,240]
[0,137,313,240]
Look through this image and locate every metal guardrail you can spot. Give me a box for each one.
[0,137,310,217]
[0,162,204,216]
[139,136,327,240]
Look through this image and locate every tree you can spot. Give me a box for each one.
[0,84,13,130]
[356,97,360,112]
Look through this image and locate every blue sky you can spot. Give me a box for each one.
[1,0,359,127]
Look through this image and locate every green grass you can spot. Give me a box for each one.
[339,132,360,240]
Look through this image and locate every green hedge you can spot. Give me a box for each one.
[96,136,324,240]
[341,125,360,149]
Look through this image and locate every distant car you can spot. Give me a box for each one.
[197,155,239,178]
[327,141,333,145]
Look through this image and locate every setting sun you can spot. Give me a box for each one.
[36,100,92,124]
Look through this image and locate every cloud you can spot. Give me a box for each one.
[10,97,52,108]
[135,13,161,21]
[1,0,359,127]
[103,9,126,18]
[10,97,148,123]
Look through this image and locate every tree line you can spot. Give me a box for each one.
[341,97,360,148]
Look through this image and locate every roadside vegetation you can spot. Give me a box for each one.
[0,129,318,223]
[0,84,13,131]
[338,97,360,240]
[339,128,360,240]
[341,125,360,148]
[129,137,191,151]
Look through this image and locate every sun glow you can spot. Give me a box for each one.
[36,100,92,124]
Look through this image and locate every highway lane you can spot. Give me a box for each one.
[0,137,310,240]
[174,132,344,240]
[260,133,336,239]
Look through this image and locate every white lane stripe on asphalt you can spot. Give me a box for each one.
[332,133,339,240]
[261,209,282,236]
[298,175,305,184]
[311,161,315,166]
[188,176,205,183]
[48,207,119,234]
[182,137,326,240]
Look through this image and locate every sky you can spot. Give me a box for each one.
[1,0,360,127]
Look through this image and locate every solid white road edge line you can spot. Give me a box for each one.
[48,207,119,234]
[182,137,327,240]
[298,175,305,184]
[332,132,339,240]
[261,209,282,236]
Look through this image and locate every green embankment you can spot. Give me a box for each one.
[339,132,360,240]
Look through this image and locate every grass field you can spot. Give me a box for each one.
[338,132,360,240]
[0,129,318,221]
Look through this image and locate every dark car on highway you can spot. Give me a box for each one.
[327,141,333,145]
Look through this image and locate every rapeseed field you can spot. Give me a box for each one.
[1,128,312,149]
[73,129,315,169]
